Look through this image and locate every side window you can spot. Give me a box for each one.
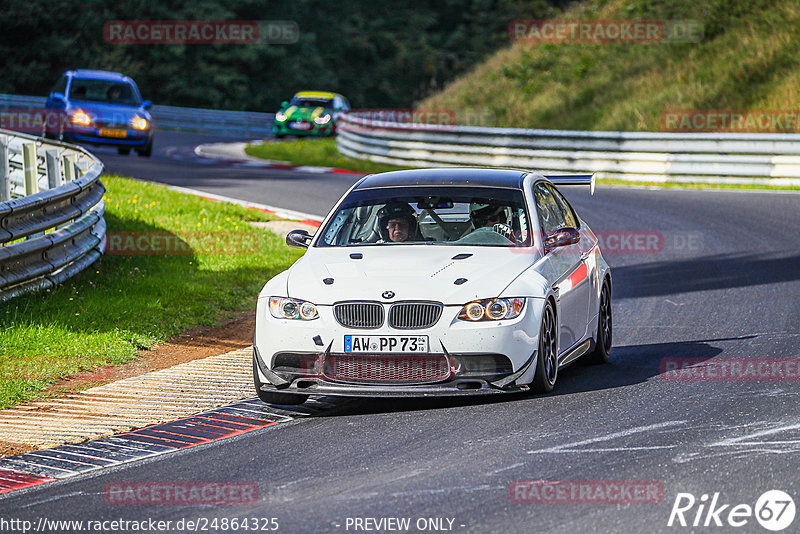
[533,182,566,235]
[547,184,579,228]
[51,76,68,95]
[341,97,350,111]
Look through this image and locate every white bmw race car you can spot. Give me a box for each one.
[253,168,612,404]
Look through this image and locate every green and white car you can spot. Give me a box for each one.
[273,91,350,138]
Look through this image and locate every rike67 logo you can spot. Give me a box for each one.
[668,490,795,531]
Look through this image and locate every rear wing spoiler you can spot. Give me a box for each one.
[545,174,596,195]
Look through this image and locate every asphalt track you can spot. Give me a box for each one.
[1,131,799,533]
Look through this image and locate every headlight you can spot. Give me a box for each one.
[69,110,92,126]
[458,298,525,322]
[131,116,149,130]
[275,111,287,122]
[268,297,318,320]
[314,113,331,125]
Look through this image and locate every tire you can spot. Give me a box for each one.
[275,133,285,139]
[117,147,131,155]
[531,300,558,394]
[585,279,612,364]
[136,141,152,157]
[252,357,308,405]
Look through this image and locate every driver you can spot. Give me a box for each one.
[470,202,514,241]
[106,85,122,102]
[377,202,419,243]
[471,202,507,228]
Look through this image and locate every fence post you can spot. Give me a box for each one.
[63,153,78,182]
[45,149,63,189]
[0,135,9,201]
[22,142,39,195]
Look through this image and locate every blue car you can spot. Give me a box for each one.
[45,69,154,157]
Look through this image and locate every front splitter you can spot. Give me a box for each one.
[260,381,528,398]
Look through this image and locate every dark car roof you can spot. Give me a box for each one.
[68,69,131,82]
[354,168,528,190]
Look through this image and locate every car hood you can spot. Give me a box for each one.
[282,105,331,121]
[285,245,538,305]
[68,101,149,124]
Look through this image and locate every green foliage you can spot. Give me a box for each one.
[421,0,800,131]
[0,0,567,110]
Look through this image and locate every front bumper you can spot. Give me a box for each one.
[254,346,531,397]
[64,127,152,147]
[254,297,543,397]
[273,120,335,137]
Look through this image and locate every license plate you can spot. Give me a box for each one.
[99,128,127,138]
[344,335,428,353]
[289,121,311,130]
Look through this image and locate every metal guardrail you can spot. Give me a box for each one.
[0,94,275,137]
[0,129,105,302]
[337,114,800,186]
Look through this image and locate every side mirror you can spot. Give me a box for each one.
[142,100,152,110]
[544,227,580,252]
[281,101,289,108]
[286,229,313,249]
[50,92,66,105]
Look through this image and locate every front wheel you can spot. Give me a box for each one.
[585,279,612,364]
[531,300,558,394]
[136,141,152,157]
[253,357,308,405]
[117,147,131,155]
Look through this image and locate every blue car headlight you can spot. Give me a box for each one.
[131,115,149,130]
[69,110,92,126]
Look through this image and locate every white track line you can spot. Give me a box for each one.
[162,184,325,222]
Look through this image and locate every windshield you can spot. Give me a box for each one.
[317,186,532,247]
[68,79,141,106]
[290,97,332,108]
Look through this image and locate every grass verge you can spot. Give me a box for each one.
[0,176,303,409]
[244,137,408,174]
[420,0,800,132]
